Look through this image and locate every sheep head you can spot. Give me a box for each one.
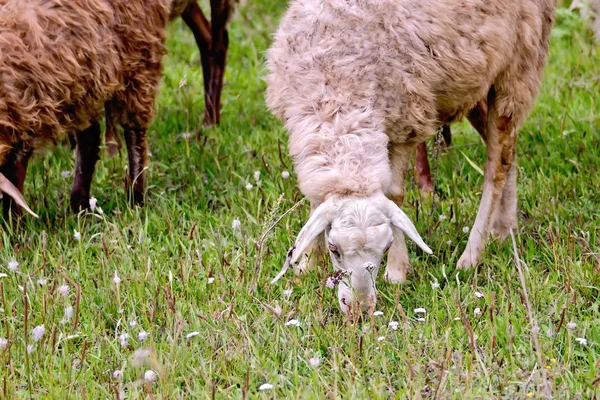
[272,193,431,315]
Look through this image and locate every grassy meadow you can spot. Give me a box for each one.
[1,1,599,398]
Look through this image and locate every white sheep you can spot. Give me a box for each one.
[266,0,555,314]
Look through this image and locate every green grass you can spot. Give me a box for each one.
[1,3,599,398]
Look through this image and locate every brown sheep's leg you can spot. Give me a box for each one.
[415,142,434,194]
[123,125,148,205]
[204,0,231,126]
[385,145,413,283]
[1,144,32,218]
[181,2,213,125]
[457,90,518,270]
[70,121,101,212]
[105,102,122,158]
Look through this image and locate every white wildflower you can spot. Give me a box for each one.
[474,308,482,316]
[282,289,293,298]
[439,214,447,221]
[61,170,71,178]
[144,370,157,382]
[186,331,200,339]
[373,311,384,317]
[254,171,261,182]
[232,219,241,229]
[462,226,470,233]
[74,230,81,241]
[138,331,148,342]
[431,281,440,289]
[37,278,47,286]
[0,338,7,349]
[129,320,137,329]
[207,277,215,284]
[285,319,300,327]
[281,171,290,179]
[119,333,129,347]
[454,317,462,321]
[377,336,385,342]
[546,328,554,338]
[258,383,274,391]
[89,197,97,211]
[474,291,484,298]
[414,308,427,314]
[388,321,399,331]
[7,261,19,271]
[113,271,121,285]
[31,325,45,342]
[308,357,321,367]
[532,325,540,334]
[245,183,253,191]
[567,322,577,330]
[27,344,35,354]
[325,277,335,289]
[113,370,123,379]
[58,284,70,296]
[446,240,452,246]
[575,337,587,345]
[417,317,426,322]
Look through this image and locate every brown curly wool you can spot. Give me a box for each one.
[0,0,171,215]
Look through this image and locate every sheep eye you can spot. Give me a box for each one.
[328,243,340,257]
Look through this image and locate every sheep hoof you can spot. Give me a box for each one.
[384,268,407,284]
[456,248,481,270]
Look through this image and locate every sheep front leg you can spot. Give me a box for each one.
[0,144,32,218]
[71,121,101,212]
[123,125,148,205]
[457,109,517,269]
[385,145,413,283]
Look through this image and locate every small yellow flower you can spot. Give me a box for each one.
[545,365,551,369]
[551,358,556,363]
[527,393,534,398]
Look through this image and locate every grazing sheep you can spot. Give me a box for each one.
[266,0,555,314]
[0,0,171,216]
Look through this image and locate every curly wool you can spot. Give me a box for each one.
[0,0,171,164]
[265,0,554,204]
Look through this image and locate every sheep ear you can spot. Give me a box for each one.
[385,199,432,255]
[0,173,38,218]
[271,199,334,284]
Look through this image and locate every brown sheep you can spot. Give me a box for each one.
[0,0,171,217]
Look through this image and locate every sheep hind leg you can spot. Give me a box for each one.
[385,145,412,283]
[415,142,434,194]
[123,125,148,205]
[181,1,213,127]
[204,0,232,126]
[492,162,517,239]
[457,96,517,270]
[0,144,32,219]
[70,121,101,212]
